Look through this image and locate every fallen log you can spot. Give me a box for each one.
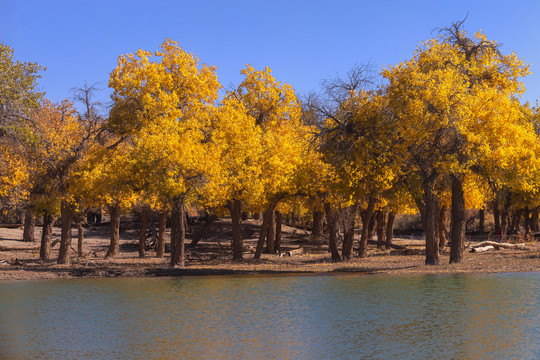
[472,241,528,250]
[0,224,23,229]
[279,247,304,257]
[367,239,406,250]
[471,245,495,253]
[0,244,40,251]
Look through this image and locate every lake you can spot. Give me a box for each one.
[0,272,539,359]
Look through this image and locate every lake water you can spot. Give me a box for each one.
[0,272,538,359]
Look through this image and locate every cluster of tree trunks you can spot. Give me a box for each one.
[492,197,540,236]
[21,187,536,268]
[319,199,398,262]
[254,197,282,259]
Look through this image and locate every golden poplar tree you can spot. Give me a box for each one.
[108,39,221,267]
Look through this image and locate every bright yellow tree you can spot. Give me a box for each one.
[383,22,535,264]
[228,65,307,259]
[108,39,221,267]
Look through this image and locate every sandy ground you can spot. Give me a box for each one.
[0,218,539,281]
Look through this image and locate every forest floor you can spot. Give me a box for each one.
[0,218,539,281]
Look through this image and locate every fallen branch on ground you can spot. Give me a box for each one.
[471,245,495,253]
[279,247,304,257]
[472,241,528,250]
[0,244,40,251]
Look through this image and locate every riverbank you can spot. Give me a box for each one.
[1,219,538,281]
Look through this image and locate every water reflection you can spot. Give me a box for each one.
[0,273,538,359]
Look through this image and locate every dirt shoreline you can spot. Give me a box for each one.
[2,249,538,281]
[1,219,539,281]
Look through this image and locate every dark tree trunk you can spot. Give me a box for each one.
[105,205,121,258]
[450,175,466,264]
[138,207,148,258]
[227,199,243,261]
[493,200,501,234]
[509,210,520,234]
[341,203,358,260]
[275,211,282,254]
[523,207,530,234]
[376,210,387,250]
[386,212,395,249]
[266,211,276,254]
[324,202,341,262]
[501,193,511,239]
[438,206,448,254]
[531,209,538,232]
[312,206,324,237]
[423,179,440,265]
[58,200,75,265]
[367,211,376,242]
[434,200,441,246]
[358,197,376,258]
[39,214,56,260]
[254,197,281,259]
[253,212,261,221]
[189,213,217,248]
[23,212,35,242]
[478,208,485,233]
[76,218,84,257]
[156,211,167,258]
[170,197,185,267]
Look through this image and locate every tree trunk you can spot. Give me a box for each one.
[189,214,217,248]
[254,197,281,259]
[438,206,447,254]
[493,200,501,234]
[58,200,75,265]
[156,211,167,258]
[312,206,324,237]
[138,207,148,258]
[341,203,358,260]
[39,213,55,260]
[434,200,441,247]
[367,212,376,242]
[386,211,396,249]
[423,180,440,265]
[275,211,282,254]
[23,212,35,242]
[183,210,190,234]
[358,197,375,258]
[450,175,466,264]
[227,199,243,261]
[531,209,539,232]
[324,202,341,262]
[170,197,185,267]
[105,205,121,258]
[266,211,276,254]
[501,193,511,240]
[510,210,520,234]
[523,207,530,234]
[76,218,84,257]
[376,210,387,250]
[478,208,485,233]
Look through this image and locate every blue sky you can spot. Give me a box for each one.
[2,0,540,107]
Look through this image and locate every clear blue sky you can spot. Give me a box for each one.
[2,0,540,107]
